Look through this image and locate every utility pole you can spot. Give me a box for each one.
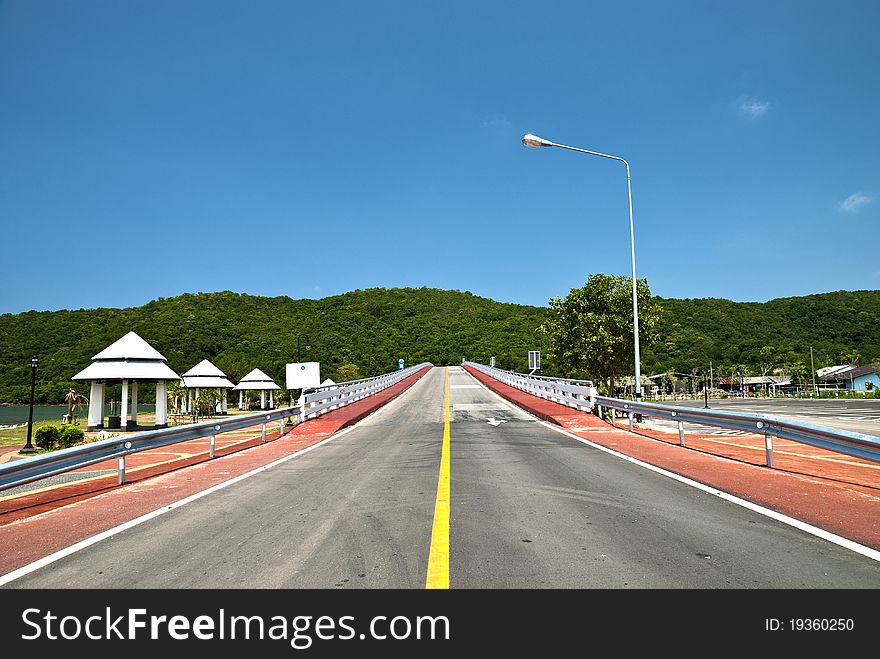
[810,346,817,397]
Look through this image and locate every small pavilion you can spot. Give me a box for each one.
[233,368,281,410]
[180,359,235,415]
[72,331,180,431]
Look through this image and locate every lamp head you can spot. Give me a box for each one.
[31,355,38,369]
[522,133,553,148]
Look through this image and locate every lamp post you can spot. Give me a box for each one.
[703,370,709,409]
[20,355,38,454]
[809,346,817,398]
[522,133,642,399]
[297,334,312,363]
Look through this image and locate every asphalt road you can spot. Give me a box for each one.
[5,367,880,588]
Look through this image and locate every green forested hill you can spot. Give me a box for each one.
[645,290,880,380]
[1,287,878,403]
[0,288,549,403]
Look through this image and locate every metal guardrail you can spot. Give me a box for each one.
[302,363,432,419]
[0,362,433,495]
[466,362,880,467]
[0,406,299,493]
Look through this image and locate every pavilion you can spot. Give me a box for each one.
[180,359,235,415]
[233,368,281,410]
[72,331,180,431]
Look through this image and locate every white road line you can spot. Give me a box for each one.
[462,370,880,563]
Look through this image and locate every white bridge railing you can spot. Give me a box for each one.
[464,362,596,412]
[465,361,880,467]
[0,363,433,495]
[301,363,432,420]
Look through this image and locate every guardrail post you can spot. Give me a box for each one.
[261,422,267,444]
[628,411,634,432]
[765,431,774,468]
[677,420,685,447]
[210,434,216,459]
[596,403,602,420]
[117,455,126,485]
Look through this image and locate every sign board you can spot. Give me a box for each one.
[398,358,405,370]
[528,350,541,370]
[490,356,496,368]
[285,362,321,390]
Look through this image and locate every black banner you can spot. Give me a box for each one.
[0,588,873,655]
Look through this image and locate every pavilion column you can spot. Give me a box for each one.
[121,380,130,431]
[222,390,228,414]
[239,390,244,409]
[260,391,266,410]
[269,391,274,409]
[88,380,104,430]
[155,380,168,427]
[131,381,138,427]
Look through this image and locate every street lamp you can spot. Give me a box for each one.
[20,355,38,454]
[297,334,311,363]
[522,133,642,399]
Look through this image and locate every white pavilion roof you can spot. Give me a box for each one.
[72,359,180,381]
[92,331,167,361]
[182,375,235,389]
[233,368,280,390]
[72,331,180,382]
[181,359,235,388]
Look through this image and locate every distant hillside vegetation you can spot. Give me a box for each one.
[0,288,549,403]
[1,287,878,402]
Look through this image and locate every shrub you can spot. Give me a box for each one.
[59,424,85,448]
[34,424,61,450]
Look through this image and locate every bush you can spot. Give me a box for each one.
[34,424,61,450]
[59,424,85,448]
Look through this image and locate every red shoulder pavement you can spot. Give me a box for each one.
[0,366,432,577]
[462,364,880,552]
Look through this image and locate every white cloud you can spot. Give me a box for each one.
[738,97,771,118]
[483,116,512,132]
[838,192,874,214]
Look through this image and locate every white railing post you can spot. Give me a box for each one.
[765,431,775,468]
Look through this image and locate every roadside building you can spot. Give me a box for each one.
[820,364,880,391]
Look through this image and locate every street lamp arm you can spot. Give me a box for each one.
[545,141,630,168]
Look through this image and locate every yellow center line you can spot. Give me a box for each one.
[426,367,451,589]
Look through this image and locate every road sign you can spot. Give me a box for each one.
[286,362,321,389]
[398,358,405,370]
[528,350,541,371]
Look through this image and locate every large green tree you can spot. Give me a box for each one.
[539,274,662,394]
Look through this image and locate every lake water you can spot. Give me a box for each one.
[0,404,156,427]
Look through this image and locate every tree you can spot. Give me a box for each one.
[538,274,662,394]
[336,363,362,382]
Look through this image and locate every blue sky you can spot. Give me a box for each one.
[1,0,878,314]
